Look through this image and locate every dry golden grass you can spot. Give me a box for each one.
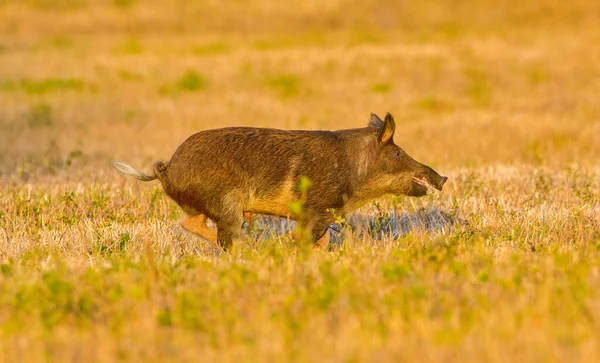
[1,1,600,362]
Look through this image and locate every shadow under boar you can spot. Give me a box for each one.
[112,113,448,250]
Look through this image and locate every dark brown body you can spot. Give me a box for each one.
[112,113,447,250]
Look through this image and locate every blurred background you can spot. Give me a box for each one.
[0,0,599,181]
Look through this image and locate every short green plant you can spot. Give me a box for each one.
[370,82,393,94]
[463,68,492,107]
[191,42,230,56]
[177,70,206,92]
[288,176,312,245]
[1,78,85,95]
[27,103,53,127]
[264,74,300,99]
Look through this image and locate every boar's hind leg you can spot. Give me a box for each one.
[182,212,242,251]
[181,214,218,249]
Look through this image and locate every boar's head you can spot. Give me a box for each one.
[366,113,447,197]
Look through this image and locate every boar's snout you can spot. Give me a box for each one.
[424,172,447,192]
[412,167,448,194]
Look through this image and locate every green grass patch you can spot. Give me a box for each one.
[92,233,132,255]
[412,95,454,112]
[113,0,135,8]
[463,68,492,107]
[117,69,143,82]
[436,21,463,40]
[191,42,230,56]
[177,70,206,91]
[252,33,326,51]
[22,0,88,11]
[113,37,144,55]
[27,103,54,127]
[159,70,207,95]
[370,82,393,94]
[526,64,549,86]
[38,35,73,50]
[348,30,385,46]
[0,78,86,95]
[263,74,301,99]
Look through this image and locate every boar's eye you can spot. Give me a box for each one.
[394,148,403,160]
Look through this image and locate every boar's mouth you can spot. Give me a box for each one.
[411,175,445,192]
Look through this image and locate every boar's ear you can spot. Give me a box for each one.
[378,113,395,143]
[368,113,384,129]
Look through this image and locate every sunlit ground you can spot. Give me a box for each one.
[1,1,599,361]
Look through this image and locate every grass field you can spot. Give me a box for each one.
[1,1,600,361]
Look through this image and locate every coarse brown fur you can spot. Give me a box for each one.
[112,113,447,250]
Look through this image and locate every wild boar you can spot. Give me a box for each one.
[112,113,447,250]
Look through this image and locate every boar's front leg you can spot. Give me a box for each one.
[311,218,332,250]
[314,231,330,249]
[288,216,331,249]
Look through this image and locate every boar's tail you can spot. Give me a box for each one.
[111,161,160,182]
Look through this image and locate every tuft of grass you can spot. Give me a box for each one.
[251,34,326,51]
[527,64,549,86]
[21,0,88,11]
[92,233,131,255]
[436,21,463,40]
[159,70,207,95]
[412,95,454,112]
[66,149,83,167]
[176,70,206,91]
[463,68,492,107]
[44,35,73,49]
[370,82,393,94]
[191,42,230,56]
[113,37,144,55]
[117,69,143,82]
[113,0,135,8]
[0,78,85,95]
[349,30,385,45]
[27,103,54,127]
[263,74,300,99]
